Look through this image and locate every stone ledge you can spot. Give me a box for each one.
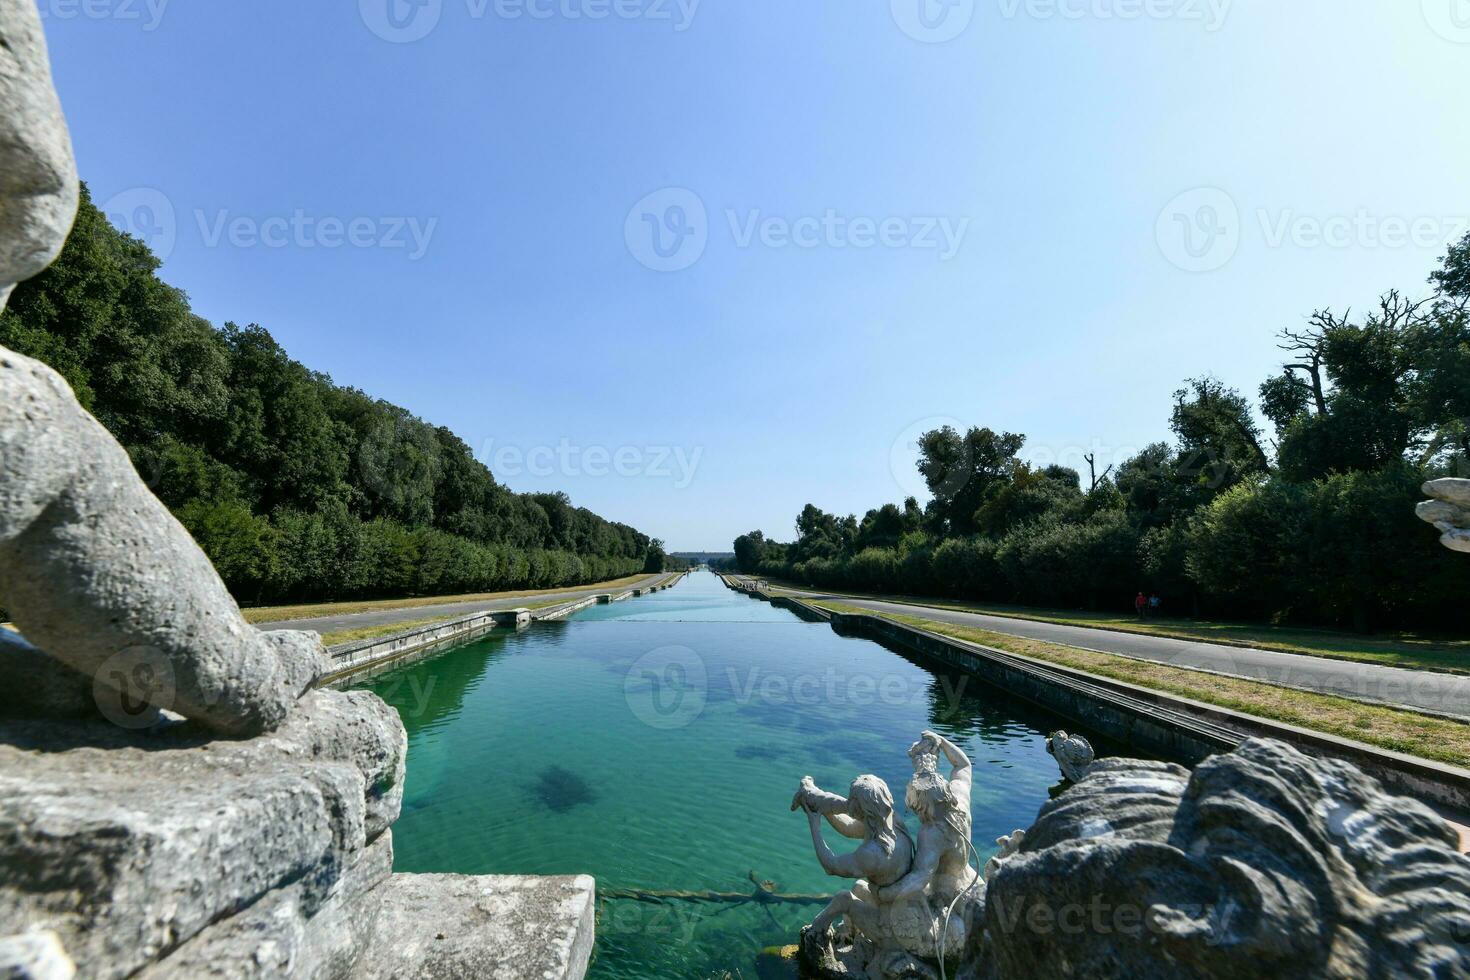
[359,873,595,980]
[0,689,404,980]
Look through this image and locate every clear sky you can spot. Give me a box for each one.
[39,0,1470,550]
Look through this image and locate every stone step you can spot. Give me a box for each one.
[358,873,595,980]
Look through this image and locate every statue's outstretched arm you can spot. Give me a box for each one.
[822,811,866,838]
[927,730,973,797]
[794,777,867,838]
[807,810,865,879]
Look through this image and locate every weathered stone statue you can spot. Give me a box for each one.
[0,9,588,978]
[792,773,914,975]
[0,8,407,976]
[974,739,1470,979]
[1419,477,1470,554]
[793,732,1469,980]
[0,0,76,315]
[874,732,980,967]
[793,732,1000,979]
[0,0,324,737]
[1044,729,1095,782]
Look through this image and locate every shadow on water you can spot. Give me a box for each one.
[734,743,787,762]
[531,765,598,813]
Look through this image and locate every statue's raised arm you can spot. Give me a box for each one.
[792,775,868,840]
[919,729,972,803]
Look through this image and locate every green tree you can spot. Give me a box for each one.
[1,186,656,605]
[916,426,1027,536]
[1430,231,1470,299]
[176,500,280,602]
[1170,376,1269,495]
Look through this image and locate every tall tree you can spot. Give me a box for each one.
[1170,376,1269,493]
[916,425,1027,536]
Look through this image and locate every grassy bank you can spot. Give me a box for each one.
[811,600,1470,769]
[768,580,1470,675]
[317,597,573,646]
[242,573,653,625]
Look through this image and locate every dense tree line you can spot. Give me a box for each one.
[737,243,1470,631]
[1,185,661,604]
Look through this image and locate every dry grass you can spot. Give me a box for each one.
[241,574,653,625]
[318,615,461,648]
[769,581,1470,675]
[812,601,1470,769]
[315,597,581,646]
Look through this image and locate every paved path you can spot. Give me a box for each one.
[756,582,1470,720]
[255,574,671,636]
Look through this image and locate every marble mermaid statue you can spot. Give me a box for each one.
[791,772,914,963]
[793,731,1015,977]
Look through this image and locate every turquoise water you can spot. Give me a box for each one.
[362,571,1107,978]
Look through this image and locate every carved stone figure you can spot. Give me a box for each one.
[979,831,1023,884]
[0,0,324,736]
[0,0,77,314]
[793,732,1005,979]
[793,732,1469,980]
[875,731,981,966]
[1418,477,1470,553]
[1044,730,1095,782]
[975,739,1470,979]
[0,10,593,978]
[792,773,914,975]
[0,8,401,974]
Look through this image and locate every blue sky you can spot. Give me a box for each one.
[40,0,1470,550]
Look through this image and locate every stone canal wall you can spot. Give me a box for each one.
[721,575,1470,812]
[323,571,690,686]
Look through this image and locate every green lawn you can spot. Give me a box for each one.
[810,601,1470,770]
[764,579,1470,676]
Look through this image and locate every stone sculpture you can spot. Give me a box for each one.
[1,9,602,978]
[1418,477,1470,554]
[1044,729,1095,782]
[976,738,1470,979]
[979,831,1023,885]
[793,732,994,979]
[875,732,981,965]
[0,0,76,313]
[792,773,915,976]
[792,734,1470,979]
[0,7,403,975]
[0,0,325,737]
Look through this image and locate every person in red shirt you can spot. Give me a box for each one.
[1134,592,1148,619]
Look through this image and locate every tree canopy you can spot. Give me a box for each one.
[736,253,1470,632]
[1,184,663,603]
